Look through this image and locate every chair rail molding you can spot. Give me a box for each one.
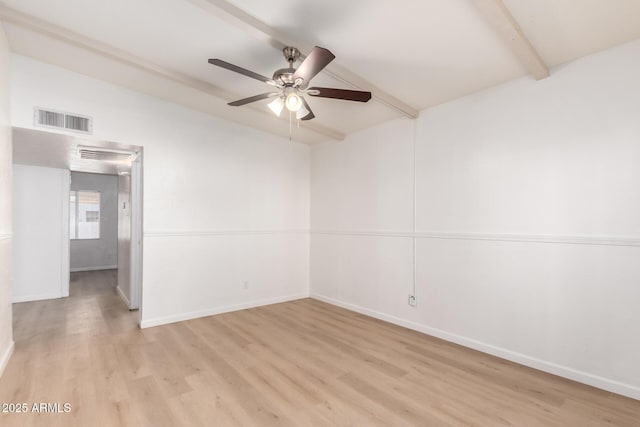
[311,229,640,247]
[144,228,310,238]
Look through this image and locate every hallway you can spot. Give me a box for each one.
[13,270,136,339]
[0,270,139,426]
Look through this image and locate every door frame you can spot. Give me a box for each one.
[61,170,70,298]
[129,155,143,319]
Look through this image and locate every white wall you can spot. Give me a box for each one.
[311,39,640,399]
[10,54,310,327]
[12,165,70,303]
[70,171,118,271]
[0,23,14,377]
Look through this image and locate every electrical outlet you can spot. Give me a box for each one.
[408,295,417,307]
[243,281,249,290]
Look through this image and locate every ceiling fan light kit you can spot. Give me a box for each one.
[295,103,311,120]
[208,46,372,122]
[267,97,284,116]
[284,87,302,112]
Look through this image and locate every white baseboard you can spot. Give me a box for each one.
[13,292,62,303]
[70,265,117,272]
[311,293,640,401]
[0,340,15,378]
[141,292,310,329]
[116,286,130,309]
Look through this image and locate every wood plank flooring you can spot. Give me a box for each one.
[1,270,639,426]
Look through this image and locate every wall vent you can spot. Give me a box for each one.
[34,107,92,134]
[77,146,137,162]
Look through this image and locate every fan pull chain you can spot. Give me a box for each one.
[289,111,292,141]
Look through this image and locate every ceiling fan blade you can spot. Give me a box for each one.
[299,97,315,121]
[228,92,280,107]
[208,59,275,84]
[308,87,372,102]
[292,47,335,85]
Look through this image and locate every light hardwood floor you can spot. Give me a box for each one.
[1,270,639,426]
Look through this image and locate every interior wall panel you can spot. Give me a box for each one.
[12,164,69,302]
[142,232,309,326]
[415,238,640,387]
[311,118,414,232]
[311,39,640,399]
[10,54,311,327]
[311,233,414,319]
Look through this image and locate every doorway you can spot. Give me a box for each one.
[11,127,143,325]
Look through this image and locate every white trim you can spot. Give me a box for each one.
[60,171,70,298]
[130,157,142,312]
[116,286,130,309]
[13,292,62,303]
[0,233,11,241]
[311,229,640,247]
[140,292,309,329]
[70,265,117,272]
[310,293,640,401]
[142,228,640,246]
[411,119,417,301]
[0,341,15,378]
[145,229,309,238]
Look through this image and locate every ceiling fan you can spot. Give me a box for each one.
[208,46,372,121]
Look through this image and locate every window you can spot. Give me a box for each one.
[70,190,100,239]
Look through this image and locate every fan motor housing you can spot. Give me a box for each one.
[273,67,297,86]
[274,47,308,88]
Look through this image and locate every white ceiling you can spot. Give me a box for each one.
[1,0,640,144]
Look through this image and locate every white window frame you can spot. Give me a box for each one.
[70,190,101,240]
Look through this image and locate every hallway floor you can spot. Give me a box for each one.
[0,269,138,426]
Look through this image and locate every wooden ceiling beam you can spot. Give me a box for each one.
[186,0,420,118]
[471,0,549,80]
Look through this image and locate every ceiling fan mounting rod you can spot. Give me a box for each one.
[282,46,300,66]
[274,47,302,87]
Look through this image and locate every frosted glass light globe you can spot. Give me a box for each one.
[285,93,302,111]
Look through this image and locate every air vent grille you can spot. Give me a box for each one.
[38,109,65,128]
[77,146,137,162]
[34,107,92,134]
[65,114,90,132]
